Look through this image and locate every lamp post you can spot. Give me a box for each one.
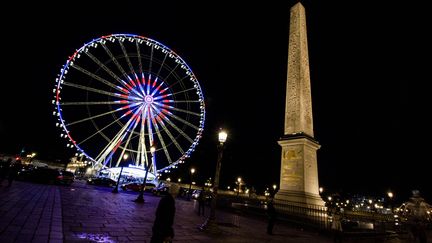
[272,184,277,197]
[200,129,227,232]
[188,168,196,200]
[387,191,394,213]
[135,146,156,203]
[236,177,242,197]
[112,153,128,193]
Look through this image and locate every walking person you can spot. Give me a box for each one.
[0,158,12,186]
[198,187,206,216]
[405,190,430,243]
[7,159,21,187]
[150,184,179,243]
[331,208,343,243]
[266,197,277,235]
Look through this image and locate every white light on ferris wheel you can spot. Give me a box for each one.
[54,34,205,174]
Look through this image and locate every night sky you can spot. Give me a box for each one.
[0,1,429,202]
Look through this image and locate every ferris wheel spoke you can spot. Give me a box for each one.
[161,100,202,104]
[154,116,184,155]
[151,105,195,143]
[62,82,134,100]
[85,52,133,92]
[119,41,136,77]
[100,43,130,81]
[162,62,179,83]
[115,113,141,167]
[146,107,158,173]
[136,74,147,97]
[136,137,142,166]
[60,101,133,106]
[167,74,190,90]
[77,115,125,146]
[90,45,144,99]
[153,102,201,116]
[148,45,154,75]
[87,104,142,148]
[155,52,168,79]
[66,103,139,126]
[150,114,172,164]
[161,109,199,130]
[150,78,163,96]
[169,87,197,97]
[139,110,149,167]
[71,64,128,94]
[162,116,195,144]
[136,41,143,74]
[95,107,141,165]
[135,42,148,96]
[95,116,134,166]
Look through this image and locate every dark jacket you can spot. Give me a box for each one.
[267,201,277,219]
[152,194,176,240]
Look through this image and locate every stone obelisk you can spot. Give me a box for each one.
[275,2,325,207]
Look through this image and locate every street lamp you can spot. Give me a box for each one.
[237,177,242,196]
[200,129,228,232]
[387,191,394,213]
[188,168,196,200]
[319,187,324,194]
[112,153,129,193]
[28,152,37,164]
[135,145,156,203]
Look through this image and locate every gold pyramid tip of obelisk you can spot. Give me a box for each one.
[292,1,304,10]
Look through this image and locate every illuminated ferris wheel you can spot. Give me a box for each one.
[53,34,205,175]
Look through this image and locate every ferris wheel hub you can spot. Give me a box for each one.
[144,95,154,104]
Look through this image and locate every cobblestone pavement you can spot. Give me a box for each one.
[11,180,431,242]
[1,180,333,242]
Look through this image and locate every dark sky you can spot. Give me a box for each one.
[0,1,430,202]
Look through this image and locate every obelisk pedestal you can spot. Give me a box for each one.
[275,134,324,206]
[275,2,325,208]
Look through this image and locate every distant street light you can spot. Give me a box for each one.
[200,129,228,232]
[135,145,156,203]
[237,177,242,196]
[28,152,37,164]
[188,168,196,200]
[112,153,129,193]
[387,191,394,213]
[319,187,324,194]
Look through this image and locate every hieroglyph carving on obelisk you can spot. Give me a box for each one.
[284,2,313,137]
[275,2,324,206]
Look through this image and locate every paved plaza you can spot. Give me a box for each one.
[0,180,333,242]
[2,180,429,242]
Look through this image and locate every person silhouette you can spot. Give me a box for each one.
[331,207,343,243]
[151,184,179,243]
[0,158,12,186]
[405,190,430,243]
[198,187,206,216]
[7,159,22,187]
[266,197,277,235]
